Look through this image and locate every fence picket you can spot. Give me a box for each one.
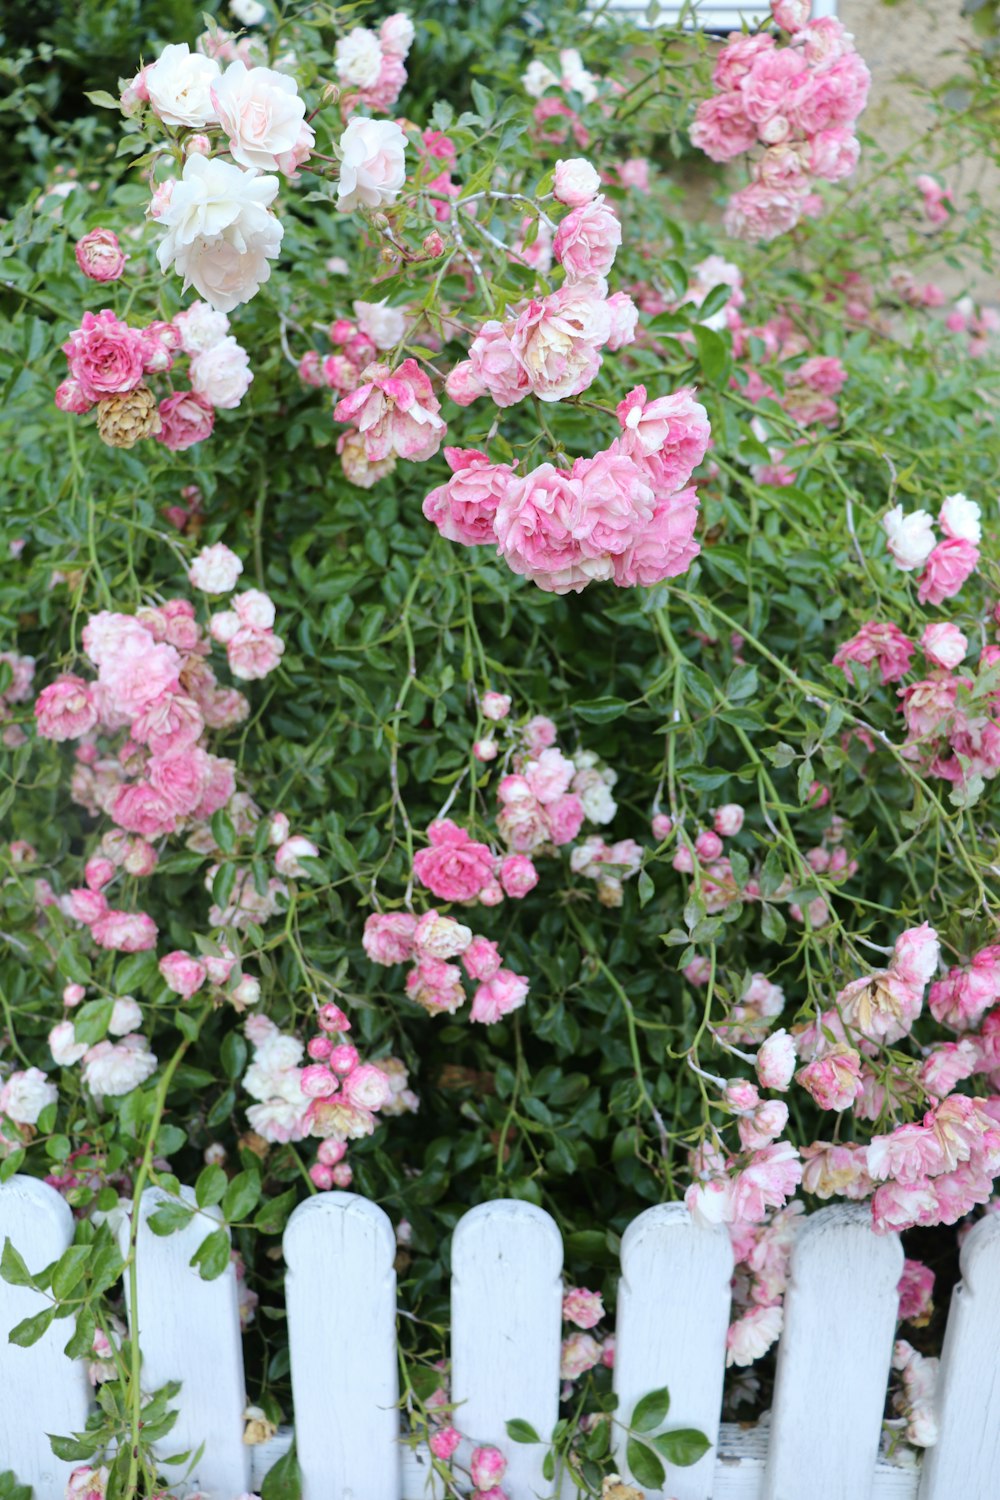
[0,1176,91,1499]
[612,1203,733,1500]
[763,1204,903,1500]
[283,1190,400,1500]
[120,1186,250,1495]
[917,1212,1000,1500]
[451,1200,563,1499]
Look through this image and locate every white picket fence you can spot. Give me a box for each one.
[2,1175,1000,1500]
[595,0,837,30]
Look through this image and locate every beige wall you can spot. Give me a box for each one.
[841,0,1000,299]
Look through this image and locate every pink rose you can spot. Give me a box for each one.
[562,1286,604,1328]
[462,936,503,981]
[55,377,94,414]
[755,1029,796,1091]
[470,1448,507,1490]
[34,675,98,741]
[689,93,757,163]
[509,279,611,403]
[422,448,514,546]
[605,290,638,351]
[796,1046,863,1111]
[335,359,446,463]
[808,128,860,182]
[363,912,418,965]
[544,793,585,845]
[787,53,870,135]
[405,956,466,1016]
[917,539,978,606]
[75,229,126,283]
[712,32,775,92]
[499,854,538,898]
[159,950,208,998]
[922,622,967,670]
[412,819,498,902]
[466,320,532,409]
[553,157,601,206]
[616,385,711,490]
[771,0,810,32]
[832,621,914,685]
[227,627,285,680]
[156,390,216,451]
[62,310,146,401]
[723,182,806,241]
[610,484,701,588]
[553,196,622,279]
[470,969,529,1024]
[90,910,158,951]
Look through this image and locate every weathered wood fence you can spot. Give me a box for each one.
[2,1176,1000,1499]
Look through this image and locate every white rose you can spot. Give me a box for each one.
[335,28,383,88]
[579,781,617,825]
[231,0,267,23]
[211,61,307,172]
[109,997,143,1036]
[336,118,407,214]
[353,299,407,350]
[190,335,254,409]
[379,13,415,59]
[146,43,220,129]
[882,504,936,572]
[82,1037,158,1098]
[559,48,599,105]
[939,492,982,545]
[156,155,282,313]
[190,543,245,595]
[274,836,320,878]
[553,158,601,207]
[0,1067,57,1124]
[49,1022,88,1067]
[175,300,231,355]
[522,60,558,98]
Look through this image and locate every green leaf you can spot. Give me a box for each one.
[625,1436,665,1489]
[0,1239,34,1289]
[574,697,630,724]
[631,1385,670,1433]
[261,1440,302,1500]
[189,1227,230,1281]
[8,1304,57,1347]
[222,1171,260,1224]
[255,1188,297,1234]
[84,89,121,109]
[693,324,730,383]
[146,1200,195,1237]
[221,1031,248,1080]
[49,1432,101,1460]
[761,903,787,942]
[51,1245,90,1300]
[211,809,237,854]
[195,1164,228,1209]
[652,1427,712,1467]
[505,1418,540,1443]
[72,999,113,1047]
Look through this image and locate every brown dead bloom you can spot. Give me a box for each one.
[242,1403,277,1445]
[96,384,161,448]
[602,1478,644,1500]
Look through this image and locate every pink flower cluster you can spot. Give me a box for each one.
[915,173,952,229]
[56,306,251,450]
[364,903,530,1026]
[945,295,1000,359]
[425,385,709,594]
[334,358,446,474]
[690,9,870,241]
[334,13,414,117]
[446,275,635,411]
[882,494,980,606]
[0,651,36,749]
[242,1008,416,1187]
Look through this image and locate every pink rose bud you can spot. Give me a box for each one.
[470,1446,507,1489]
[331,1161,353,1187]
[308,1036,334,1060]
[429,1426,461,1461]
[85,856,115,892]
[329,1043,360,1075]
[231,975,261,1005]
[755,1029,797,1092]
[268,811,290,846]
[713,803,745,837]
[317,1002,351,1033]
[724,1079,760,1112]
[63,983,86,1007]
[695,829,724,861]
[672,844,694,873]
[684,956,711,986]
[651,813,673,840]
[318,1138,347,1166]
[474,737,498,761]
[75,228,126,283]
[123,838,158,877]
[553,157,601,207]
[159,951,208,999]
[481,691,512,721]
[301,1064,339,1099]
[184,134,212,156]
[499,854,539,899]
[310,1163,335,1190]
[422,231,445,256]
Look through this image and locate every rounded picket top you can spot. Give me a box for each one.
[284,1187,397,1277]
[619,1200,735,1286]
[451,1196,564,1277]
[955,1207,1000,1289]
[0,1171,76,1245]
[786,1201,904,1289]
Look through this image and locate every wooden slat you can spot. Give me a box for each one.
[121,1187,250,1495]
[593,0,837,27]
[917,1212,1000,1500]
[451,1200,563,1498]
[763,1205,903,1500]
[613,1203,733,1500]
[0,1176,91,1498]
[284,1191,401,1500]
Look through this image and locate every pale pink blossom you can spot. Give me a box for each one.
[159,951,208,999]
[553,157,601,206]
[0,1067,57,1124]
[562,1287,604,1328]
[470,969,529,1024]
[336,359,445,463]
[560,1331,602,1380]
[189,543,244,594]
[917,538,978,606]
[75,229,126,282]
[727,1304,783,1367]
[755,1029,796,1092]
[363,912,418,965]
[413,819,497,902]
[422,448,512,546]
[796,1047,862,1111]
[833,621,914,684]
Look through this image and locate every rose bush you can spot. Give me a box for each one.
[1,0,1000,1493]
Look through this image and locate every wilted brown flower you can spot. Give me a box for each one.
[95,384,161,448]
